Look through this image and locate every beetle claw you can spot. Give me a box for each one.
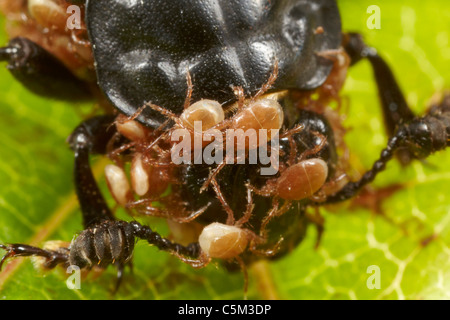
[0,244,14,271]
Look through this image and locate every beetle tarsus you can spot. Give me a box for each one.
[319,96,450,204]
[113,263,126,294]
[130,221,201,258]
[0,220,201,293]
[0,243,69,271]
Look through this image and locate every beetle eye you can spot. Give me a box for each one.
[199,223,248,259]
[180,99,224,131]
[277,158,328,200]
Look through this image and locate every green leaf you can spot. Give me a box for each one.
[0,0,449,300]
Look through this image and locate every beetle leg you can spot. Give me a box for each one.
[113,262,125,294]
[68,115,118,228]
[0,37,92,101]
[0,243,69,271]
[343,32,416,164]
[0,115,118,274]
[316,94,450,204]
[130,221,201,259]
[305,207,325,249]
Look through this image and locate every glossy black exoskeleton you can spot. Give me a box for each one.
[86,0,342,128]
[0,0,448,293]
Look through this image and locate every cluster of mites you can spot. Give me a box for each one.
[0,0,333,274]
[104,78,330,268]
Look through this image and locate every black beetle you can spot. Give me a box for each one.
[87,0,341,128]
[0,0,448,296]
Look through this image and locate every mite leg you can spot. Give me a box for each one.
[343,32,416,164]
[0,37,92,101]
